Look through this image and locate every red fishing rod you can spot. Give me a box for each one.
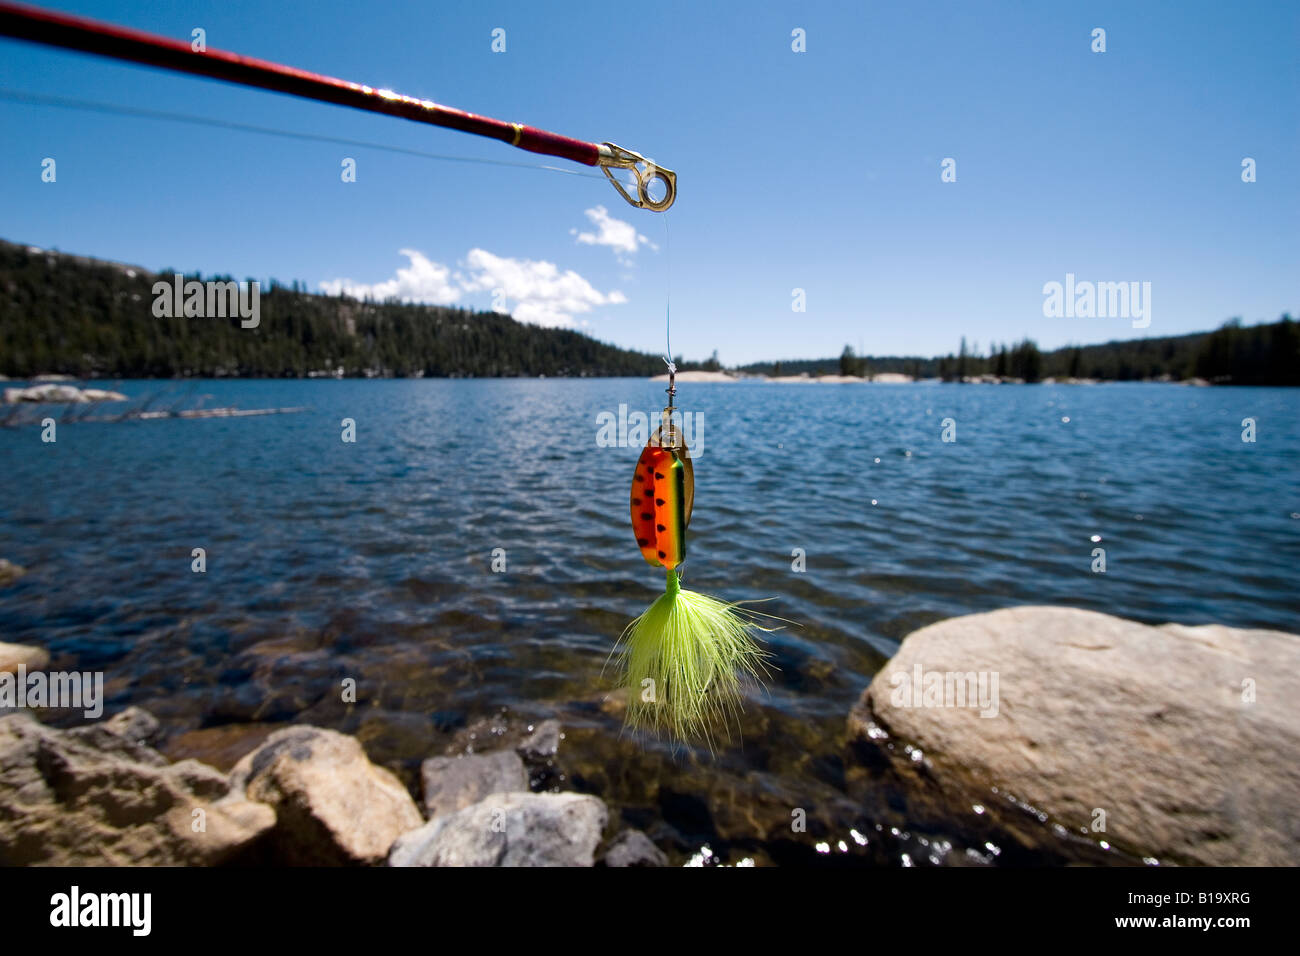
[0,0,676,211]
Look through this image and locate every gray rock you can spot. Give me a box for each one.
[849,606,1300,866]
[104,706,162,745]
[79,389,128,402]
[66,723,170,767]
[516,719,563,761]
[65,707,165,762]
[389,791,607,867]
[0,642,49,675]
[603,829,668,867]
[5,384,89,404]
[421,751,528,818]
[0,711,274,865]
[231,725,422,865]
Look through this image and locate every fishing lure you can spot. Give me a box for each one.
[0,0,778,742]
[614,367,771,743]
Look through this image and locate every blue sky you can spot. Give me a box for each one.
[1,0,1295,364]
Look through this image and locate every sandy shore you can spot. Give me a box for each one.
[648,370,741,383]
[649,371,916,384]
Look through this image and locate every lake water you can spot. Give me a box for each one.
[2,379,1297,865]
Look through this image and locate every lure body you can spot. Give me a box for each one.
[617,397,770,743]
[631,426,693,569]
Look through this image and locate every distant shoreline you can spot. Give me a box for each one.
[0,372,1255,389]
[649,370,1217,386]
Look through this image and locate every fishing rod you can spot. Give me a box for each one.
[0,0,676,211]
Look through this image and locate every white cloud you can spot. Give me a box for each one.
[571,205,657,263]
[321,247,625,329]
[461,248,625,328]
[319,249,460,304]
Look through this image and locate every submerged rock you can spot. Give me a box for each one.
[849,606,1300,866]
[0,642,49,675]
[164,723,281,773]
[389,791,607,867]
[516,718,566,791]
[421,751,528,818]
[0,711,274,865]
[602,829,668,867]
[516,719,563,761]
[0,560,26,586]
[230,725,422,865]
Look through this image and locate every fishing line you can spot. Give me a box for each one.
[663,212,673,369]
[0,87,615,181]
[660,211,679,580]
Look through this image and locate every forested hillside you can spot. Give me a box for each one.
[742,319,1299,385]
[0,240,667,378]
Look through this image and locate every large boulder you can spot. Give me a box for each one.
[389,791,607,867]
[0,711,274,865]
[421,751,528,819]
[231,726,422,865]
[0,642,47,674]
[849,606,1300,866]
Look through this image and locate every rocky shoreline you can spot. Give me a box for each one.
[2,605,1297,866]
[0,705,665,867]
[3,383,128,404]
